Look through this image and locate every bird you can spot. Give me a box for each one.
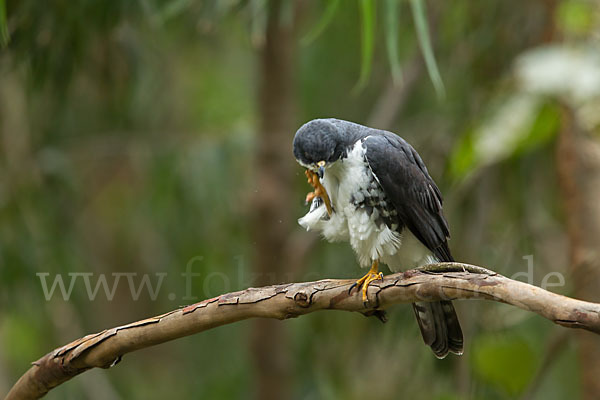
[292,118,463,358]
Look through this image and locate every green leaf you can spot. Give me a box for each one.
[301,0,340,46]
[513,102,560,155]
[384,0,402,85]
[556,0,594,35]
[409,0,445,99]
[353,0,375,93]
[449,94,561,181]
[0,0,8,47]
[448,128,476,180]
[156,0,194,25]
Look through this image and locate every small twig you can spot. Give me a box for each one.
[6,262,600,400]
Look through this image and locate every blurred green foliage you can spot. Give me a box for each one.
[1,0,598,399]
[355,0,375,92]
[472,333,537,395]
[556,0,595,36]
[0,0,8,47]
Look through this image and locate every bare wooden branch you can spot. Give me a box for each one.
[6,263,600,400]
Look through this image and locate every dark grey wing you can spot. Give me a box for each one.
[364,133,453,262]
[364,133,463,358]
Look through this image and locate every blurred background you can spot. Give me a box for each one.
[1,0,600,399]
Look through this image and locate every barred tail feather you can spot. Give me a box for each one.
[412,300,463,358]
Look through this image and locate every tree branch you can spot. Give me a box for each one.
[6,262,600,399]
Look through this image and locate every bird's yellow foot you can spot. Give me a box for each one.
[304,169,333,216]
[349,260,383,303]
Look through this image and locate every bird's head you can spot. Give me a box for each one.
[293,119,345,177]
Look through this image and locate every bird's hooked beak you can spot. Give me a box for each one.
[317,160,326,179]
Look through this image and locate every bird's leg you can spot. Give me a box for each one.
[304,169,333,216]
[349,260,383,303]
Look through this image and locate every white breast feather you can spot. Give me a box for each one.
[298,202,349,242]
[301,139,425,269]
[298,138,438,270]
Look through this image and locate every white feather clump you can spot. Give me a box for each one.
[297,139,435,270]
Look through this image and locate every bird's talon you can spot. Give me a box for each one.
[305,192,317,203]
[303,169,333,216]
[348,282,358,294]
[352,260,382,304]
[361,281,370,303]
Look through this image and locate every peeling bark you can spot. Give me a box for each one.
[6,262,600,400]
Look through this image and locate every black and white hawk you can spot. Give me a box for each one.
[293,118,463,358]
